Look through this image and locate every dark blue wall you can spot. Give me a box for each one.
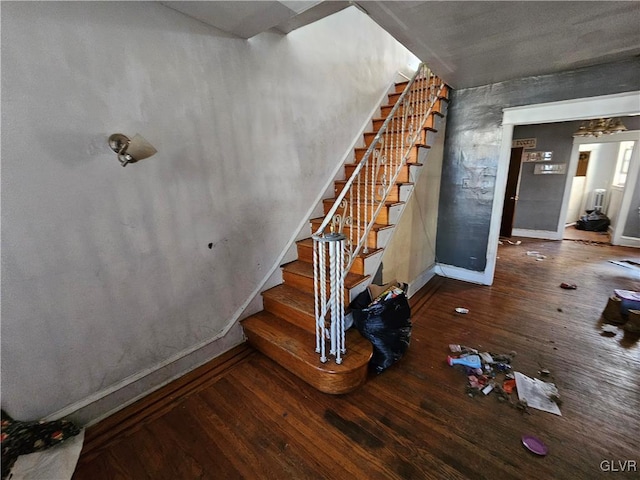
[436,58,640,271]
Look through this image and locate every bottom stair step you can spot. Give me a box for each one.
[242,310,372,395]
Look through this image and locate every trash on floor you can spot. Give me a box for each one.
[526,251,547,261]
[514,372,562,416]
[447,355,481,369]
[601,324,618,335]
[446,344,561,415]
[455,307,469,314]
[560,283,577,290]
[522,434,549,456]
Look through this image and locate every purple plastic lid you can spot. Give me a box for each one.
[522,435,548,456]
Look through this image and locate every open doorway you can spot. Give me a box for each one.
[564,134,639,245]
[483,92,640,285]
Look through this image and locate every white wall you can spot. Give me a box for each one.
[566,176,586,224]
[1,2,417,423]
[381,123,445,292]
[579,143,619,214]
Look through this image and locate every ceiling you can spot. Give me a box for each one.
[160,1,640,89]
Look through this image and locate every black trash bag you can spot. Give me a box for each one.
[350,285,412,374]
[576,210,610,232]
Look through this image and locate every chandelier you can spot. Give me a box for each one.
[573,117,627,137]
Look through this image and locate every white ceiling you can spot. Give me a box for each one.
[160,1,640,88]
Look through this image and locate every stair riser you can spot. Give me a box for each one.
[282,270,352,304]
[334,183,414,204]
[296,242,372,276]
[358,249,384,277]
[373,114,436,133]
[379,100,444,123]
[335,184,402,203]
[393,78,438,93]
[391,82,449,99]
[364,129,427,148]
[355,145,422,164]
[387,88,444,106]
[380,94,449,118]
[263,296,315,335]
[243,328,369,395]
[344,164,416,184]
[309,221,386,250]
[322,200,393,225]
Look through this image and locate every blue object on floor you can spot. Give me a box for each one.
[447,354,481,369]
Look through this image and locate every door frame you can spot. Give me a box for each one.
[483,91,640,285]
[563,132,640,246]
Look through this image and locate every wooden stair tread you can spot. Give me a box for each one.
[309,217,394,232]
[346,159,424,168]
[334,180,415,187]
[354,144,429,151]
[322,198,405,208]
[372,111,440,123]
[282,260,369,289]
[242,311,372,394]
[297,237,383,259]
[263,283,315,316]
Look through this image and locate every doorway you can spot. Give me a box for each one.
[499,147,523,237]
[483,91,640,286]
[563,135,639,245]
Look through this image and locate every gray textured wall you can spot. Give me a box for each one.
[512,122,582,231]
[623,174,640,238]
[436,58,640,271]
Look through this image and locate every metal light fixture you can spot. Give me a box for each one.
[108,133,157,167]
[573,118,627,138]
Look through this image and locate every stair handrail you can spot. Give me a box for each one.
[312,63,445,363]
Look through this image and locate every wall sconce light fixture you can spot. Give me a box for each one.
[108,133,157,167]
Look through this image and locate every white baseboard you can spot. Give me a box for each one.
[44,323,245,427]
[512,228,562,240]
[434,263,492,285]
[407,264,436,298]
[616,236,640,248]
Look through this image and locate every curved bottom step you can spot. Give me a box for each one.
[242,311,372,395]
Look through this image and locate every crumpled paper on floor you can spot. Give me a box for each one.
[9,429,84,480]
[514,372,561,416]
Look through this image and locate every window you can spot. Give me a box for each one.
[613,141,635,187]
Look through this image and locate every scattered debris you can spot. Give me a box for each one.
[522,434,549,456]
[560,283,577,290]
[507,240,522,246]
[446,344,560,416]
[455,307,469,314]
[526,251,547,261]
[514,372,562,416]
[601,324,618,335]
[447,355,481,368]
[503,379,516,393]
[557,308,563,312]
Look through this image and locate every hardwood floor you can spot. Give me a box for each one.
[563,225,611,244]
[73,239,640,480]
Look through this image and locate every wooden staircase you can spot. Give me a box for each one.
[242,76,449,394]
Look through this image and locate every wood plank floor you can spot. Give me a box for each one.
[73,239,640,480]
